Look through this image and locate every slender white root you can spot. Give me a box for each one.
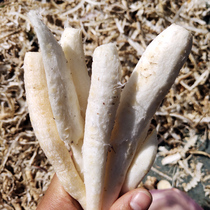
[24,52,86,209]
[103,24,192,209]
[83,43,121,210]
[122,129,158,193]
[60,27,90,119]
[28,11,84,148]
[60,28,90,178]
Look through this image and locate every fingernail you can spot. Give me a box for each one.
[130,190,151,210]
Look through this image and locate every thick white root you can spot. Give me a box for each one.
[103,24,192,209]
[24,52,86,209]
[83,43,121,210]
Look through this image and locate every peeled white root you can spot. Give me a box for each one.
[102,24,192,209]
[122,129,158,193]
[24,52,86,209]
[82,43,121,210]
[28,11,84,148]
[60,27,91,179]
[60,27,90,119]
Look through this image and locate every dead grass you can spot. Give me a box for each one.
[0,0,209,209]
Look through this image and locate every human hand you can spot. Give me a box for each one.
[37,174,152,210]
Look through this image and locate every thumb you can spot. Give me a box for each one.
[110,188,152,210]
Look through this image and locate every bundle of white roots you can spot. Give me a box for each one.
[24,11,192,210]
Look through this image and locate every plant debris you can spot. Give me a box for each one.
[0,0,209,209]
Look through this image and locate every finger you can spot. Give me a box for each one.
[110,188,152,210]
[37,174,82,210]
